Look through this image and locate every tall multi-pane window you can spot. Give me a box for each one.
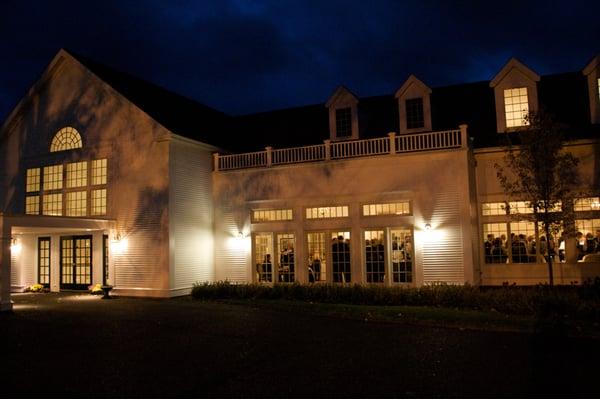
[277,233,295,283]
[66,191,87,217]
[43,193,63,216]
[406,98,424,129]
[504,87,529,128]
[510,221,536,263]
[391,229,413,283]
[482,223,509,263]
[598,78,600,101]
[331,231,351,283]
[365,230,385,283]
[254,233,273,283]
[307,232,327,283]
[335,107,352,138]
[43,165,63,190]
[91,189,107,216]
[91,159,107,185]
[26,168,40,192]
[38,237,51,287]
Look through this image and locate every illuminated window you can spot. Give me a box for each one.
[307,232,327,283]
[510,221,536,263]
[66,162,87,188]
[254,233,274,283]
[43,165,63,191]
[504,87,529,128]
[365,230,385,283]
[306,206,349,219]
[406,98,424,129]
[331,231,351,283]
[482,223,508,263]
[335,107,352,138]
[25,195,40,215]
[574,197,600,211]
[598,78,600,101]
[252,209,293,222]
[91,159,107,185]
[277,233,295,283]
[43,193,62,216]
[91,189,107,216]
[66,191,87,217]
[508,201,533,214]
[50,127,82,152]
[38,237,51,287]
[26,168,40,192]
[576,219,600,236]
[481,202,508,216]
[391,229,412,283]
[363,202,410,216]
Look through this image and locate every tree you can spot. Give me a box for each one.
[495,111,582,285]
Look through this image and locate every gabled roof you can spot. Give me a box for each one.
[66,50,231,149]
[395,75,432,98]
[490,58,540,87]
[325,86,359,107]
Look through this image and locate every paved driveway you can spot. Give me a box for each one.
[1,293,598,398]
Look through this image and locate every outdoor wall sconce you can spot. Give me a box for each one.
[425,223,432,231]
[10,237,22,255]
[111,233,128,255]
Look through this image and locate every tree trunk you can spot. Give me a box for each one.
[545,224,554,286]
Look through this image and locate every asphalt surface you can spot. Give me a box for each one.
[1,293,598,398]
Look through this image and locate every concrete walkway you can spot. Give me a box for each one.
[1,292,598,398]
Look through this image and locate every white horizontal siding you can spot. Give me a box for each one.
[214,206,249,283]
[421,191,465,284]
[170,141,214,289]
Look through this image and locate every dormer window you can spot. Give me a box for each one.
[335,107,352,138]
[406,98,425,129]
[503,87,529,128]
[326,86,359,141]
[395,75,432,134]
[490,58,540,133]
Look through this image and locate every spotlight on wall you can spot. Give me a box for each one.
[238,231,244,239]
[425,223,432,231]
[110,234,128,255]
[10,237,22,255]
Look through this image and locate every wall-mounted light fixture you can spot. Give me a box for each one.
[425,223,432,231]
[10,237,22,255]
[110,233,128,255]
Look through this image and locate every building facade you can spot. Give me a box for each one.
[1,50,599,309]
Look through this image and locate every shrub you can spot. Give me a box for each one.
[191,281,600,320]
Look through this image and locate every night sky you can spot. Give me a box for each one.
[1,0,599,121]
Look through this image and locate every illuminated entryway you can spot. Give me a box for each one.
[60,236,92,290]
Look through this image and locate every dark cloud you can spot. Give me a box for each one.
[1,0,599,120]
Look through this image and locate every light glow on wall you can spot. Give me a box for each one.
[110,235,128,255]
[10,237,22,255]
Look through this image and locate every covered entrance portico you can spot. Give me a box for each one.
[0,213,115,311]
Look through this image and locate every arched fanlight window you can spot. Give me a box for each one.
[50,127,83,152]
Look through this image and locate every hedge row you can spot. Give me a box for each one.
[191,279,600,320]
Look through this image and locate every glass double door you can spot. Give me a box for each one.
[364,228,413,284]
[60,236,92,290]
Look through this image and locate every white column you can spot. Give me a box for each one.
[0,218,13,311]
[388,132,396,154]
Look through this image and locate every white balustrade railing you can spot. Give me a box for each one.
[215,126,466,171]
[272,144,326,165]
[218,150,267,170]
[396,129,461,152]
[331,136,390,159]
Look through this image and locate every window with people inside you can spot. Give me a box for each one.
[482,198,600,264]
